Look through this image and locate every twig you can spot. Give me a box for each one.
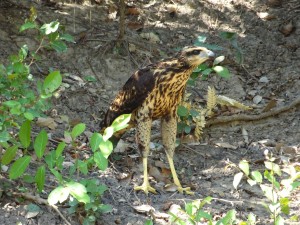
[10,191,71,225]
[206,97,300,126]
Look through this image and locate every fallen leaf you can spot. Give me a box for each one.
[242,127,249,144]
[114,139,130,153]
[125,7,140,15]
[257,12,276,20]
[262,99,277,112]
[25,211,39,219]
[37,117,57,130]
[149,166,165,182]
[280,21,295,36]
[164,183,178,192]
[140,32,160,43]
[132,204,155,214]
[215,142,237,149]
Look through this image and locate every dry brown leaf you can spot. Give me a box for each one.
[149,166,165,182]
[132,204,155,214]
[262,99,277,112]
[215,142,237,149]
[37,117,57,130]
[164,183,178,192]
[125,7,140,15]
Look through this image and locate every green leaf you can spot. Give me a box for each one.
[90,133,103,152]
[251,170,262,183]
[260,184,278,203]
[190,109,199,117]
[98,204,112,213]
[280,197,290,215]
[177,105,189,117]
[144,219,153,225]
[219,31,236,40]
[247,213,256,225]
[195,35,207,43]
[71,123,86,140]
[20,22,37,32]
[50,40,67,52]
[233,172,243,189]
[99,140,113,158]
[103,127,114,141]
[199,196,212,208]
[264,170,280,189]
[24,112,34,121]
[3,100,21,108]
[275,215,284,225]
[265,161,281,176]
[216,209,236,225]
[195,210,212,222]
[185,202,193,216]
[193,64,208,72]
[27,203,41,212]
[43,70,62,94]
[66,181,90,204]
[35,166,45,192]
[0,131,10,142]
[239,160,249,176]
[19,45,28,61]
[213,55,225,65]
[94,152,108,171]
[34,129,48,159]
[84,75,97,82]
[1,145,18,165]
[60,33,75,43]
[55,142,66,158]
[19,120,31,148]
[45,151,56,169]
[213,66,230,78]
[50,168,63,183]
[48,186,70,205]
[78,160,88,175]
[247,178,257,186]
[111,114,131,132]
[184,125,191,134]
[40,21,60,35]
[23,175,35,183]
[9,156,31,179]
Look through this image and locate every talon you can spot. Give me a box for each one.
[134,182,157,195]
[178,186,194,195]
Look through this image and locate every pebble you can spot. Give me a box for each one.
[259,76,269,83]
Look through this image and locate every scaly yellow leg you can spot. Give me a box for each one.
[134,157,157,194]
[166,153,194,195]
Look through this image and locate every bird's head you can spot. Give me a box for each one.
[179,46,215,66]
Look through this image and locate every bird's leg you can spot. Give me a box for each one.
[134,118,157,194]
[161,114,194,195]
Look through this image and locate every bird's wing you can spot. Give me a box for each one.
[102,67,156,127]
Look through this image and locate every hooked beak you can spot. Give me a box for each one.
[201,49,215,60]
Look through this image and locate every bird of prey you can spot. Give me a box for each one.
[101,46,215,195]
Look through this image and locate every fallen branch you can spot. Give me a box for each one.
[9,191,71,225]
[206,97,300,126]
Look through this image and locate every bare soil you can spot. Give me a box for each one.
[0,0,299,224]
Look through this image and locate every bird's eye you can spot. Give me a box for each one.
[192,50,200,55]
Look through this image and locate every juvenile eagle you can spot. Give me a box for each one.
[101,46,215,194]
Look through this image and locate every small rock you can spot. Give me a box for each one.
[259,76,269,83]
[253,95,263,104]
[280,21,295,36]
[248,90,257,96]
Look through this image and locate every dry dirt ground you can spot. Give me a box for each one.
[0,0,300,224]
